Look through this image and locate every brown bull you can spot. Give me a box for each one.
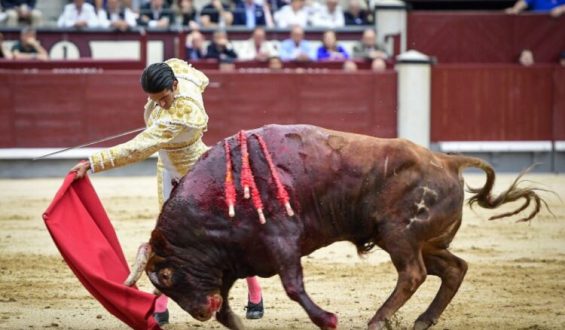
[126,124,545,330]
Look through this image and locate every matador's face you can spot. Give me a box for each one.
[148,80,178,110]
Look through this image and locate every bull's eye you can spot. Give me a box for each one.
[159,268,174,287]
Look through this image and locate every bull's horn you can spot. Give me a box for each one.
[124,242,152,286]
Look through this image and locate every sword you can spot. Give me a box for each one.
[33,127,145,161]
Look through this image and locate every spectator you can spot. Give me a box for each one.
[371,56,386,71]
[128,0,175,11]
[219,58,236,71]
[268,55,283,70]
[58,0,100,28]
[238,27,278,61]
[185,30,207,60]
[279,25,314,61]
[316,30,348,61]
[342,59,357,71]
[178,0,199,29]
[200,0,233,28]
[265,0,289,13]
[344,0,372,26]
[560,51,565,67]
[233,0,268,28]
[353,28,388,70]
[310,0,344,28]
[0,9,6,25]
[98,0,137,31]
[505,0,565,16]
[0,32,12,59]
[205,30,238,62]
[88,0,104,11]
[126,0,142,12]
[519,49,534,66]
[138,0,174,28]
[274,0,308,28]
[11,26,48,60]
[1,0,42,27]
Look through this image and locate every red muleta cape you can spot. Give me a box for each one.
[43,172,160,330]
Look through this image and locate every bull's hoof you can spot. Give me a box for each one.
[216,310,244,330]
[318,312,338,330]
[413,319,434,330]
[367,320,386,330]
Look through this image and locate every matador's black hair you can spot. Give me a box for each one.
[140,62,177,93]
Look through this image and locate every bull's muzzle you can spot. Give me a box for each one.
[190,294,223,322]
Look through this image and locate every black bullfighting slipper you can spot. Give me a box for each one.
[153,309,169,326]
[245,298,264,319]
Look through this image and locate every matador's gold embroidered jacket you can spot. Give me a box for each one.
[89,58,210,205]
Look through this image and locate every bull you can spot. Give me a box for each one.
[125,124,545,330]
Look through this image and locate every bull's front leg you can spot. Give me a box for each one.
[215,276,244,330]
[267,238,338,329]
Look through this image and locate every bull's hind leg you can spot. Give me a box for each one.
[368,240,427,330]
[413,248,468,330]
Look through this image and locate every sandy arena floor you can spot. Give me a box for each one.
[0,173,564,330]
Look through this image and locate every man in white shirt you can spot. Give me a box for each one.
[98,0,137,31]
[57,0,100,28]
[274,0,308,28]
[310,0,344,28]
[238,27,279,61]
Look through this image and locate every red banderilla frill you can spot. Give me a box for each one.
[253,134,295,217]
[223,130,294,224]
[239,131,252,199]
[240,131,266,224]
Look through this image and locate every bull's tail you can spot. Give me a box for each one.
[453,155,549,222]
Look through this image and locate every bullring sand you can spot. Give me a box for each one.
[0,173,564,329]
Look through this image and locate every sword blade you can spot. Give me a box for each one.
[33,127,146,161]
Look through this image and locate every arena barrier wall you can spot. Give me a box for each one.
[1,62,563,173]
[407,12,565,63]
[431,63,565,172]
[0,69,397,148]
[431,64,563,142]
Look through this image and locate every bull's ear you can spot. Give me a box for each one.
[150,229,173,256]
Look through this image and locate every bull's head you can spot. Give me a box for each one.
[124,230,223,322]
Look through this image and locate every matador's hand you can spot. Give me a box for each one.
[71,161,91,180]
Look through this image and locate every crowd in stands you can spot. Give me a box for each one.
[0,0,377,30]
[0,0,564,69]
[184,25,389,71]
[0,0,559,31]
